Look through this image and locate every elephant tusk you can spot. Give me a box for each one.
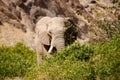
[48,45,54,53]
[47,45,53,58]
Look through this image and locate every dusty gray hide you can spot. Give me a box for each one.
[34,16,69,64]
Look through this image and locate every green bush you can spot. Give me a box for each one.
[0,43,36,79]
[25,38,120,80]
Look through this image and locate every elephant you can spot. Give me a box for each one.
[34,16,70,64]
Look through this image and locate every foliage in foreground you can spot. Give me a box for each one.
[25,37,120,80]
[0,43,36,79]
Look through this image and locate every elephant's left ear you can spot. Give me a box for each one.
[39,32,51,45]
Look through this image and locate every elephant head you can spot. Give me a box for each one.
[35,16,70,63]
[47,17,68,53]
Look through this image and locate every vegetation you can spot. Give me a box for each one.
[0,38,120,80]
[25,37,120,80]
[0,43,36,79]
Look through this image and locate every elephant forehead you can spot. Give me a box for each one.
[52,17,65,24]
[47,24,64,33]
[48,18,65,30]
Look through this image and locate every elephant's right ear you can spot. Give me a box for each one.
[39,32,51,45]
[64,17,73,28]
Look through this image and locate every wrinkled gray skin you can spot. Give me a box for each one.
[35,16,68,64]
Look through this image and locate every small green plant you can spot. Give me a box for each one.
[0,43,36,79]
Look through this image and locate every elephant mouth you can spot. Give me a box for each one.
[44,44,57,53]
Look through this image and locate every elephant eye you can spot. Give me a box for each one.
[49,31,52,34]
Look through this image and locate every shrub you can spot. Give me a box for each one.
[0,43,36,79]
[91,38,120,80]
[25,38,120,80]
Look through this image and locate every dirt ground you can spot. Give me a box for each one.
[0,22,35,50]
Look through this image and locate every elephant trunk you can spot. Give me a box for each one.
[54,37,65,51]
[52,32,65,51]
